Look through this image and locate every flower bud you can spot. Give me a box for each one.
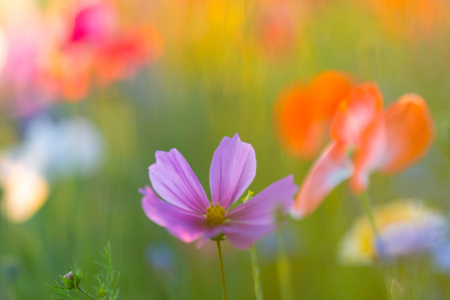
[60,268,82,290]
[391,279,403,300]
[63,271,74,281]
[61,271,76,289]
[97,283,107,297]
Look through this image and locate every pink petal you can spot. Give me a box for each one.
[140,186,209,243]
[222,222,277,250]
[149,149,210,214]
[209,133,256,210]
[226,175,298,225]
[290,142,353,219]
[350,116,386,193]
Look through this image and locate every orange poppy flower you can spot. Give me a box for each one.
[291,83,434,219]
[273,70,354,159]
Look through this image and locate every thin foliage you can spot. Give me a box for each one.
[45,242,120,300]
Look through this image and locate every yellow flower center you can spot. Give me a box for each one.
[206,204,226,226]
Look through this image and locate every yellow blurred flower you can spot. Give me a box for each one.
[338,200,446,265]
[177,0,246,71]
[0,158,49,223]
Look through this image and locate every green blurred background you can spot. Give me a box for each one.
[1,0,450,299]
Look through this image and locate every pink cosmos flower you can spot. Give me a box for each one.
[140,133,298,250]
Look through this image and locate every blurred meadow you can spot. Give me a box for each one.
[1,0,450,299]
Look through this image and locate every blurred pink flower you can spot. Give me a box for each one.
[0,0,56,116]
[68,1,116,46]
[141,133,298,250]
[46,1,163,101]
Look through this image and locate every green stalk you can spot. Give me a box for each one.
[248,246,264,300]
[359,191,379,235]
[276,230,293,300]
[216,241,227,300]
[78,287,96,300]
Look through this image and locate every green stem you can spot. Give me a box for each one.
[359,191,379,235]
[248,246,264,300]
[216,241,227,300]
[407,264,421,300]
[78,286,97,300]
[276,230,293,300]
